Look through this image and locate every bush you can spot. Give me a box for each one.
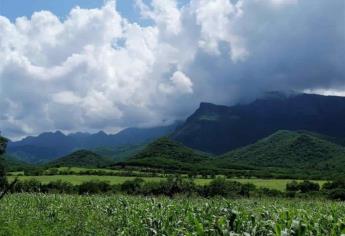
[286,180,299,192]
[323,179,345,190]
[78,180,111,194]
[14,179,42,192]
[286,180,320,193]
[44,180,75,194]
[328,189,345,201]
[203,177,242,197]
[299,181,320,193]
[121,178,144,194]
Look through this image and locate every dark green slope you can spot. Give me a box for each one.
[121,137,210,170]
[48,150,115,168]
[1,154,32,171]
[93,144,146,162]
[218,130,345,172]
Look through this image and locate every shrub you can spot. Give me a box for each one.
[323,179,345,190]
[328,189,345,201]
[44,180,75,194]
[299,181,320,193]
[78,180,111,194]
[286,180,299,192]
[121,178,145,194]
[203,177,242,197]
[14,179,42,192]
[286,180,320,193]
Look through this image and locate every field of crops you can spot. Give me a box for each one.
[0,194,344,235]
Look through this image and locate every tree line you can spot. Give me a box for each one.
[4,176,345,200]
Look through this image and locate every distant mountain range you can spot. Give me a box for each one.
[6,92,345,176]
[8,123,179,163]
[172,92,345,154]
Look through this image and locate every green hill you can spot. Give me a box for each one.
[121,137,210,171]
[2,154,32,171]
[93,144,146,162]
[48,150,115,168]
[217,130,345,173]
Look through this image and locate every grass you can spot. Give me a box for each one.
[1,194,344,235]
[8,175,326,191]
[8,175,164,185]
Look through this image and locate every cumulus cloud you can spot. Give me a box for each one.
[0,0,344,139]
[159,71,193,94]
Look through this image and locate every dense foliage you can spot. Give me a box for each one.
[48,150,115,168]
[217,130,345,179]
[0,135,9,190]
[1,194,344,235]
[120,137,210,171]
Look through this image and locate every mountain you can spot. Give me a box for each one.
[1,154,31,171]
[172,92,345,154]
[8,123,179,163]
[120,137,210,171]
[216,130,345,173]
[93,144,146,162]
[48,150,114,168]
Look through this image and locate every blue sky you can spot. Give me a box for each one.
[0,0,189,23]
[1,0,137,22]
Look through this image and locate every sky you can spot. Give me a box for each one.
[0,0,344,139]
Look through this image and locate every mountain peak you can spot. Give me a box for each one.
[173,93,345,154]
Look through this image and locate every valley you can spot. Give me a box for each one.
[1,93,345,235]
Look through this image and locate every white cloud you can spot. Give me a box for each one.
[0,0,343,138]
[191,0,248,61]
[136,0,182,35]
[159,71,193,94]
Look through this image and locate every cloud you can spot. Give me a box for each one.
[0,0,344,139]
[159,71,193,94]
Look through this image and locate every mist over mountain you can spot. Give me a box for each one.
[172,93,345,154]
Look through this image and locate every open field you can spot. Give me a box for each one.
[8,175,326,191]
[1,194,344,235]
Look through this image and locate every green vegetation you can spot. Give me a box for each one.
[1,154,32,171]
[48,150,115,168]
[8,175,163,185]
[1,194,344,235]
[0,135,8,190]
[93,144,146,162]
[217,130,345,178]
[7,174,326,192]
[0,135,8,155]
[121,137,210,171]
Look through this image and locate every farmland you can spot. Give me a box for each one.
[7,174,326,191]
[0,194,344,235]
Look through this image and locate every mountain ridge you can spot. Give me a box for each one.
[8,123,180,163]
[172,93,345,154]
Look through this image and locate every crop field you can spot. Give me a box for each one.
[0,194,344,235]
[7,175,326,191]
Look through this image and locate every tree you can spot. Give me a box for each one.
[0,135,17,200]
[286,180,299,192]
[299,180,320,193]
[0,135,8,190]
